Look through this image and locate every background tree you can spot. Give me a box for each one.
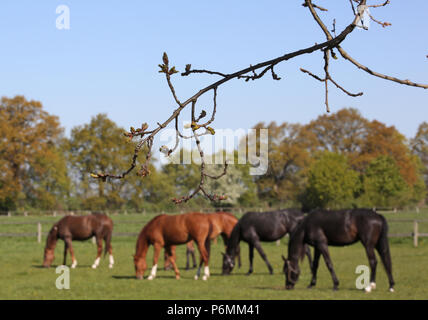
[360,155,409,208]
[0,96,69,211]
[67,113,152,210]
[300,151,360,210]
[412,122,428,203]
[249,122,311,206]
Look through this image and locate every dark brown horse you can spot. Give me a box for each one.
[42,213,114,269]
[222,209,311,275]
[134,212,212,281]
[164,211,242,271]
[283,209,395,292]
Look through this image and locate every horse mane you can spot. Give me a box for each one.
[45,223,59,249]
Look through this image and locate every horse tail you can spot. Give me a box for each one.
[376,214,394,288]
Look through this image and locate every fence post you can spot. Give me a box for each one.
[37,222,42,244]
[413,220,419,248]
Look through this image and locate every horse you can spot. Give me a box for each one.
[134,212,213,281]
[222,209,312,275]
[42,213,114,269]
[163,211,242,271]
[282,208,395,292]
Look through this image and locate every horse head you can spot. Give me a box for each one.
[221,252,235,275]
[282,255,300,290]
[134,254,147,279]
[42,248,55,268]
[42,226,58,267]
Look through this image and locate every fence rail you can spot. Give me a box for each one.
[1,218,428,247]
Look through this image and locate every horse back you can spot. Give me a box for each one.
[305,209,383,246]
[239,211,288,242]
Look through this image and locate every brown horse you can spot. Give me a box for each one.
[164,211,242,271]
[42,213,114,269]
[134,212,212,281]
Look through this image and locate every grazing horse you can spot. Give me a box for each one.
[283,209,395,292]
[164,211,242,271]
[42,213,114,269]
[134,212,212,281]
[222,209,311,275]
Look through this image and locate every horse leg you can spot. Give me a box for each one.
[247,243,254,275]
[104,232,114,269]
[305,244,313,270]
[318,243,339,290]
[63,241,68,266]
[307,247,321,289]
[194,239,210,281]
[148,243,162,280]
[65,237,77,268]
[91,236,103,269]
[375,238,395,292]
[237,244,242,269]
[164,248,172,271]
[186,242,196,270]
[253,240,273,274]
[363,244,378,292]
[165,246,180,279]
[190,242,197,269]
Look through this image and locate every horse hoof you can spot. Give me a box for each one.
[148,275,154,280]
[202,275,208,281]
[108,264,113,269]
[91,265,97,269]
[389,288,395,293]
[176,275,180,280]
[194,275,199,280]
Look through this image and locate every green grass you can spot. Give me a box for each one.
[1,210,428,300]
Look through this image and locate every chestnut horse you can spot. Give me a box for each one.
[134,212,212,281]
[43,213,114,269]
[164,211,242,271]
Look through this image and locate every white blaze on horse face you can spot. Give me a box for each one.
[109,255,114,269]
[147,264,158,280]
[92,257,101,269]
[71,260,77,269]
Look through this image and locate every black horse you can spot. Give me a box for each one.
[222,209,312,275]
[283,208,395,292]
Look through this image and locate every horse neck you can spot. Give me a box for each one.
[135,232,149,260]
[288,226,305,263]
[45,228,58,250]
[225,223,240,257]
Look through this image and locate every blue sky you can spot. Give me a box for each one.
[0,0,427,144]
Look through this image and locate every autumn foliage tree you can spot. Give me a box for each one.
[0,96,69,211]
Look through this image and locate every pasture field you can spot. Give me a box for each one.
[1,210,428,300]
